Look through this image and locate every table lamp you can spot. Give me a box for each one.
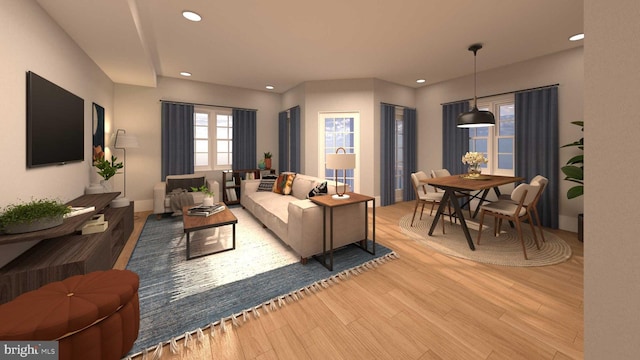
[326,147,356,200]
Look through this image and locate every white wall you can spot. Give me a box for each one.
[584,0,640,358]
[113,76,281,211]
[299,79,375,195]
[0,1,114,267]
[416,47,584,231]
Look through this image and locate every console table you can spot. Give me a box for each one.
[0,193,133,304]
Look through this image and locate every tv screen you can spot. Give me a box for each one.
[26,71,84,168]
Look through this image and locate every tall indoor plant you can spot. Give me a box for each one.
[561,120,584,240]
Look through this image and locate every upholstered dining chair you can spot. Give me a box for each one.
[410,172,449,233]
[476,183,541,260]
[498,175,549,243]
[430,168,473,217]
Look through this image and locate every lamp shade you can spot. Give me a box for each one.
[457,106,496,128]
[326,153,356,170]
[113,130,139,149]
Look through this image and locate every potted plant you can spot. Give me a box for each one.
[191,185,215,206]
[561,120,584,241]
[0,198,71,234]
[264,152,272,169]
[94,155,123,192]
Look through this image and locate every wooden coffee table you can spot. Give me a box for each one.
[182,204,237,260]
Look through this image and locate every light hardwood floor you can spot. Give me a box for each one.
[114,201,583,360]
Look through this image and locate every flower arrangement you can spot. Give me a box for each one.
[462,152,488,176]
[462,152,488,166]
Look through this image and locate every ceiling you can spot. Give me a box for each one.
[35,0,584,93]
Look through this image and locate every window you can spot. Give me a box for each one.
[194,108,232,171]
[470,95,515,176]
[319,112,359,192]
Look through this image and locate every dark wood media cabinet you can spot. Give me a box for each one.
[0,193,133,304]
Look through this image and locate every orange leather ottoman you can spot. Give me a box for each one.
[0,269,139,360]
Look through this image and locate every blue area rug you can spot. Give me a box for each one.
[125,208,396,357]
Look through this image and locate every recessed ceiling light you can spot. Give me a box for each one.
[182,11,202,22]
[265,85,275,90]
[180,72,192,77]
[416,79,426,84]
[569,33,584,41]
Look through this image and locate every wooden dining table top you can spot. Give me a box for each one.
[421,174,525,191]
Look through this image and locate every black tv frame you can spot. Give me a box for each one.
[26,71,85,168]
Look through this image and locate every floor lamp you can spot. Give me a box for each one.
[326,147,356,200]
[110,129,139,208]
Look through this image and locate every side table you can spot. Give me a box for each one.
[310,192,375,271]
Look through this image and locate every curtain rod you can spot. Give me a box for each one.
[159,99,257,112]
[440,83,559,106]
[381,102,416,110]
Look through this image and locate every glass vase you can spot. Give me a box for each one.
[468,164,481,177]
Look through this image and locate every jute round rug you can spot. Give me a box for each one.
[399,212,572,267]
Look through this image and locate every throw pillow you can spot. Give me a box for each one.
[272,174,287,194]
[307,181,328,199]
[282,174,296,195]
[258,177,276,192]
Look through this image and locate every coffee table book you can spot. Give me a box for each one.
[187,204,225,217]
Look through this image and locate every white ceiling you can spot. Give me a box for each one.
[35,0,584,92]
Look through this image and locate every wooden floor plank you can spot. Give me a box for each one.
[122,201,583,360]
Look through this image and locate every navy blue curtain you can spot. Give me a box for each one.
[515,86,559,228]
[278,110,287,172]
[380,103,396,206]
[403,108,417,201]
[289,106,301,173]
[232,109,257,170]
[442,101,470,174]
[277,106,301,173]
[161,101,194,180]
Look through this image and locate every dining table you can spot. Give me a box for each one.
[421,174,524,250]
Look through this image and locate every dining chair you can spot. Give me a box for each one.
[476,183,541,260]
[430,169,472,217]
[498,175,548,243]
[410,172,449,233]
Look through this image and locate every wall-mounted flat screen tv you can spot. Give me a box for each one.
[26,71,84,168]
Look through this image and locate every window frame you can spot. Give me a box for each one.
[194,107,233,172]
[318,111,360,193]
[472,94,515,176]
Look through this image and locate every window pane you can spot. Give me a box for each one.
[476,127,490,137]
[217,140,228,153]
[216,153,229,165]
[498,138,513,153]
[195,153,208,166]
[195,127,208,138]
[216,115,228,127]
[499,105,515,136]
[195,113,208,126]
[498,154,513,169]
[195,139,208,152]
[474,139,488,152]
[217,128,228,139]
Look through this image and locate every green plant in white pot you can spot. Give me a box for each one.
[191,185,215,206]
[0,198,71,234]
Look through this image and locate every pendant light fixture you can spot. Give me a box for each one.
[456,44,495,128]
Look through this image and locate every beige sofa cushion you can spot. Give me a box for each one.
[291,174,319,200]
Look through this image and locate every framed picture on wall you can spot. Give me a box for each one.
[92,102,105,161]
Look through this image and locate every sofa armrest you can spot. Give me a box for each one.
[240,179,261,206]
[153,181,167,214]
